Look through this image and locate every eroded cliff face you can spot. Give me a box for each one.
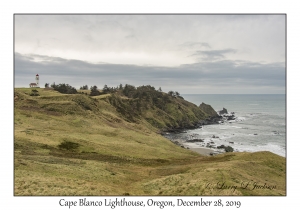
[199,102,219,117]
[106,92,219,131]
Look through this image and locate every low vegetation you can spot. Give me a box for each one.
[14,87,286,195]
[50,83,77,94]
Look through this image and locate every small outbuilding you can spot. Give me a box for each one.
[29,83,37,87]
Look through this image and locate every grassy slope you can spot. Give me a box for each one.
[14,88,286,195]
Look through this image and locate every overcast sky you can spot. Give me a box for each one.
[14,14,285,94]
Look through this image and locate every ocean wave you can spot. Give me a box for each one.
[231,126,242,129]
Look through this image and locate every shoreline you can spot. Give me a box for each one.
[187,147,215,156]
[170,138,217,156]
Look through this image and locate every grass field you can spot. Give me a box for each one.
[14,88,286,195]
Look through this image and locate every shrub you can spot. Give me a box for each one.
[30,89,39,96]
[58,141,79,151]
[52,83,77,94]
[80,85,88,90]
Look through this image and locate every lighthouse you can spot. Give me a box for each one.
[36,74,39,87]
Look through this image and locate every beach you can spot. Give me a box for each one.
[188,147,214,156]
[171,138,215,156]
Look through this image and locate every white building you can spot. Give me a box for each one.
[29,74,39,88]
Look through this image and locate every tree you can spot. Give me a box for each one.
[52,83,77,94]
[80,85,88,90]
[103,84,110,93]
[51,82,56,88]
[122,84,136,97]
[90,85,97,91]
[168,91,175,97]
[158,87,162,92]
[45,83,49,88]
[90,85,100,96]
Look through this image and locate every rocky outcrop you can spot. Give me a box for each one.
[198,115,222,126]
[199,102,219,117]
[224,114,236,121]
[217,145,234,152]
[218,108,228,115]
[186,139,204,143]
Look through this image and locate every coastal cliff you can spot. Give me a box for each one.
[14,87,286,196]
[104,85,217,131]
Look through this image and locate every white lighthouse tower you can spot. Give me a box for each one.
[35,74,39,87]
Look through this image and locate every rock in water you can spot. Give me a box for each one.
[186,139,204,143]
[217,145,225,149]
[218,107,228,115]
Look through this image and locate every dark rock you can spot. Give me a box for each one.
[229,142,234,144]
[186,139,204,143]
[217,145,225,149]
[199,115,222,126]
[225,146,234,152]
[254,133,258,135]
[166,127,190,133]
[209,152,214,156]
[173,141,180,146]
[227,115,236,121]
[218,108,228,115]
[217,144,234,152]
[211,135,220,138]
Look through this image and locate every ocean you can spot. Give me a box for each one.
[168,94,286,157]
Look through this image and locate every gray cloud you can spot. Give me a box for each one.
[14,15,285,93]
[15,14,285,66]
[179,42,211,50]
[15,53,285,94]
[190,49,237,61]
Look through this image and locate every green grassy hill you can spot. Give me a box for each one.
[14,87,286,195]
